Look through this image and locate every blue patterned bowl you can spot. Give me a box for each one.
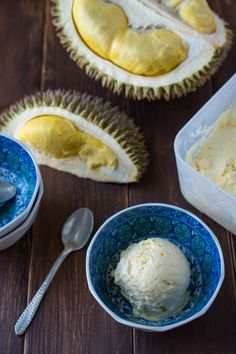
[86,204,224,331]
[0,174,43,250]
[0,134,40,237]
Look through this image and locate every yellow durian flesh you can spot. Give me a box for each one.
[72,0,188,76]
[110,28,187,76]
[163,0,216,34]
[179,0,216,34]
[16,115,117,170]
[72,0,127,59]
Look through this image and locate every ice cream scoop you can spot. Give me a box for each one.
[114,237,190,321]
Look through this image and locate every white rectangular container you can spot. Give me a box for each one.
[174,74,236,235]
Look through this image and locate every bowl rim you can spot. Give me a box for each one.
[0,172,44,242]
[0,134,41,236]
[0,173,44,250]
[86,203,225,332]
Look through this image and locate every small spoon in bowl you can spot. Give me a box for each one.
[0,180,16,206]
[15,207,94,335]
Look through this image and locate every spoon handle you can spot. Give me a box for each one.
[15,247,72,336]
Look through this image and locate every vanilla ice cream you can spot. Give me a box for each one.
[113,238,190,321]
[188,101,236,197]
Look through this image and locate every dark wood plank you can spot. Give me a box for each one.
[0,1,45,106]
[130,1,236,353]
[0,1,45,353]
[210,0,236,282]
[23,1,132,353]
[0,237,31,354]
[24,168,132,354]
[210,0,236,91]
[130,97,236,353]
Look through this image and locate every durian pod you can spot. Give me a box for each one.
[51,0,233,101]
[0,90,148,183]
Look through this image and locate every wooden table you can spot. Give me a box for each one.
[0,1,235,353]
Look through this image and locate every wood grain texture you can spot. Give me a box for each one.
[22,1,132,354]
[0,1,45,106]
[0,1,45,353]
[129,92,236,353]
[0,0,235,353]
[131,2,236,352]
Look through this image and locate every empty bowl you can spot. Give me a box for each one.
[86,203,224,331]
[0,134,40,236]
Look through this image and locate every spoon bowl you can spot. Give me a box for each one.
[62,207,94,250]
[0,180,16,206]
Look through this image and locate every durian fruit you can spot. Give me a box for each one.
[0,90,148,183]
[51,0,232,101]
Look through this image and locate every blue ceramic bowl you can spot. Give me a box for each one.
[86,203,224,331]
[0,134,40,236]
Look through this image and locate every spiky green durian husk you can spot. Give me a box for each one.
[0,90,149,180]
[50,1,233,101]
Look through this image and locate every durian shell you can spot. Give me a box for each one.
[0,90,149,183]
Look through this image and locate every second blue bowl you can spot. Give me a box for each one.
[86,203,224,331]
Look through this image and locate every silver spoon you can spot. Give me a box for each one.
[0,180,16,206]
[15,207,94,336]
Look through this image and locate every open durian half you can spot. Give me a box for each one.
[51,0,232,100]
[0,90,148,183]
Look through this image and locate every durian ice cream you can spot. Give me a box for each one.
[114,238,190,321]
[188,101,236,197]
